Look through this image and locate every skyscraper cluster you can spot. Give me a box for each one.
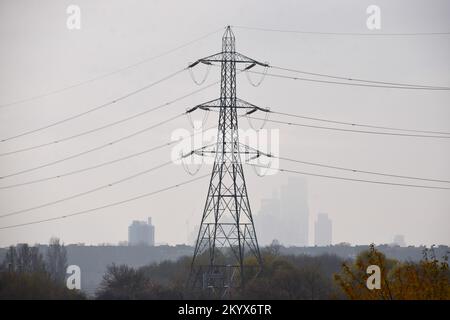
[255,178,336,247]
[255,178,309,246]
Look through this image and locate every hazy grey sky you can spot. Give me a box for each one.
[0,0,449,247]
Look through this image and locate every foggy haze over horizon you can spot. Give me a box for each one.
[0,0,449,248]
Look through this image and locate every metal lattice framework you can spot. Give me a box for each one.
[188,26,269,292]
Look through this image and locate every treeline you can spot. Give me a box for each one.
[95,246,345,299]
[0,238,84,299]
[1,241,448,299]
[95,244,449,300]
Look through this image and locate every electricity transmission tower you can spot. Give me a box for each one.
[187,26,269,294]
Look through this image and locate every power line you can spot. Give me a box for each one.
[0,160,175,219]
[270,65,450,90]
[247,115,450,138]
[246,69,450,90]
[272,155,450,184]
[0,123,217,190]
[0,113,184,180]
[247,163,450,190]
[270,110,450,136]
[4,150,447,220]
[0,80,218,157]
[234,25,450,36]
[0,28,222,109]
[0,142,172,190]
[0,174,209,230]
[1,67,187,142]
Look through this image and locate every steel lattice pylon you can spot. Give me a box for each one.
[188,26,269,292]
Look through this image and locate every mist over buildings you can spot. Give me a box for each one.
[0,0,449,248]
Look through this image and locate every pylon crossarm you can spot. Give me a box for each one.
[187,98,270,114]
[185,98,220,114]
[195,150,263,156]
[233,52,268,67]
[194,98,221,110]
[190,143,270,159]
[188,60,213,68]
[235,98,268,111]
[189,100,264,111]
[191,51,268,67]
[239,143,273,158]
[188,143,217,157]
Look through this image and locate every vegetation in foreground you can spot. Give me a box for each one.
[334,244,449,300]
[0,241,448,300]
[0,238,85,299]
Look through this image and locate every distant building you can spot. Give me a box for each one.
[255,177,309,247]
[254,196,281,246]
[128,218,155,246]
[314,213,332,246]
[393,235,406,247]
[280,178,309,246]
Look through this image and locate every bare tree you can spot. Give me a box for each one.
[14,244,46,273]
[46,237,68,283]
[2,246,17,272]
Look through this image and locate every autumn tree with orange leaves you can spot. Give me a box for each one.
[334,244,450,300]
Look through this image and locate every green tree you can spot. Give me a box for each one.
[0,271,84,300]
[2,246,17,272]
[96,264,182,300]
[6,244,46,274]
[240,252,340,299]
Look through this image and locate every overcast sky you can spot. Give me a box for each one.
[0,0,449,247]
